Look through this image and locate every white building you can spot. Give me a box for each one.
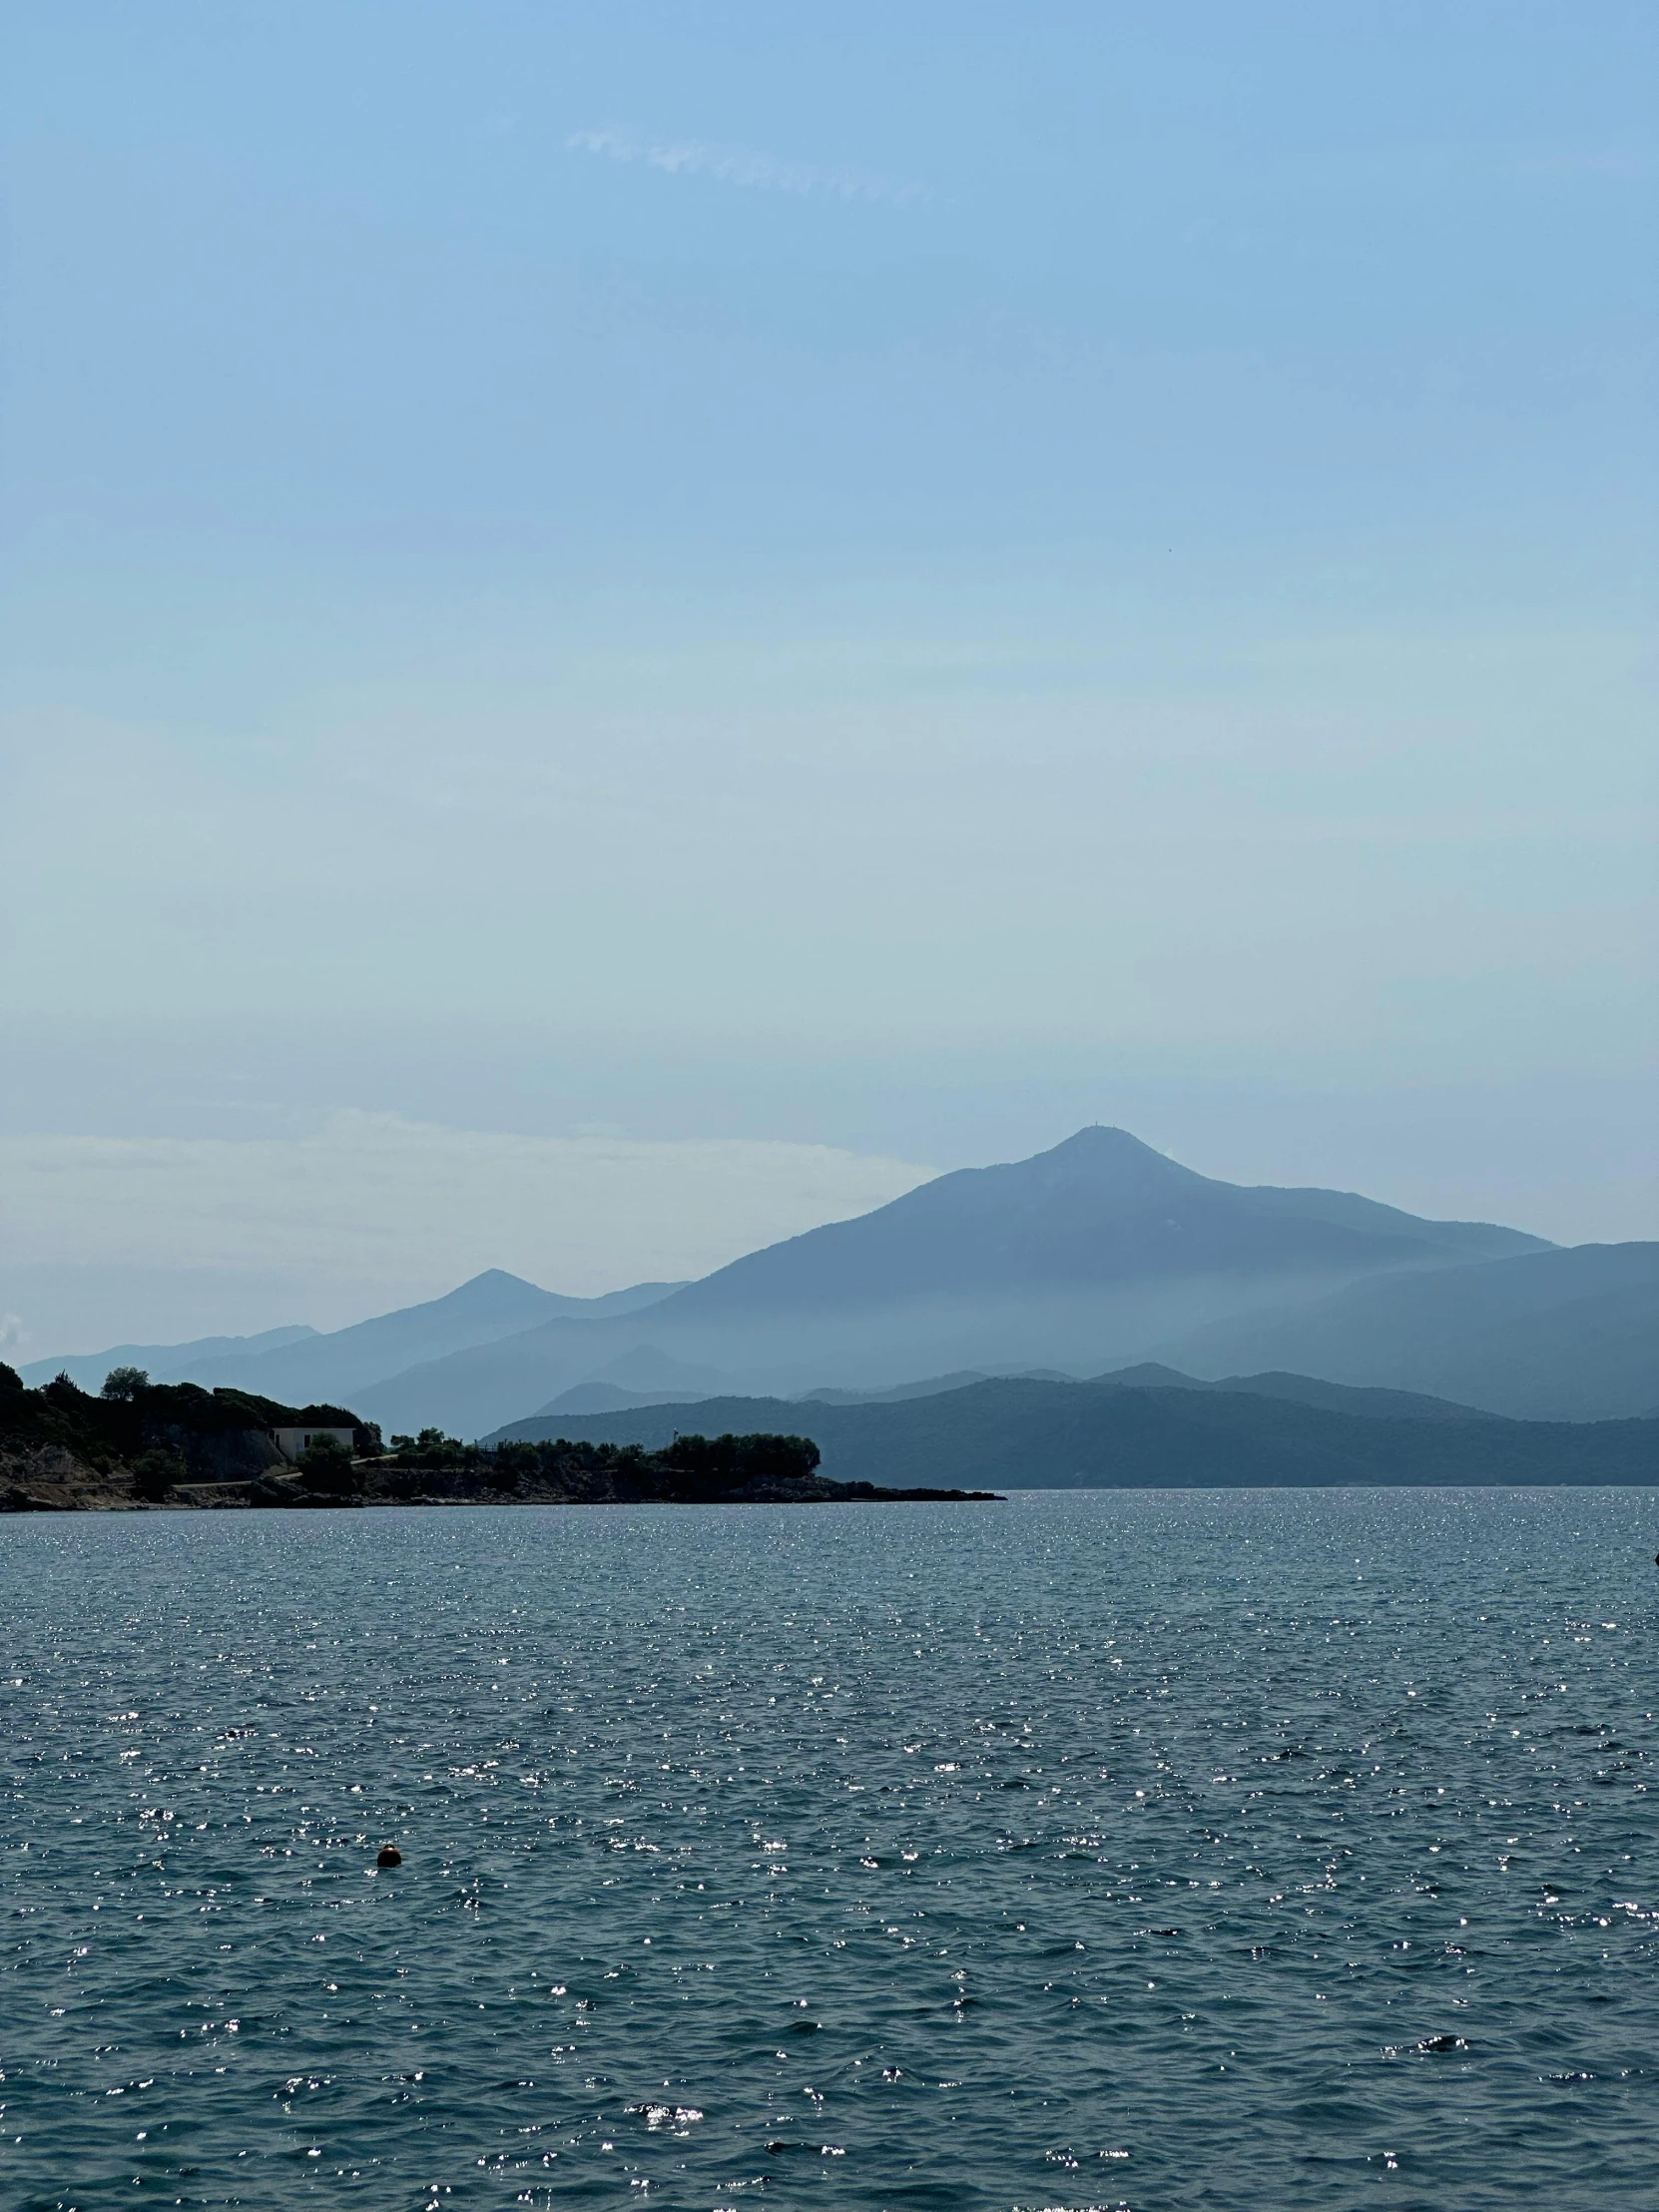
[271,1424,355,1461]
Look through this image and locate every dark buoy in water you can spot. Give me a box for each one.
[377,1844,402,1868]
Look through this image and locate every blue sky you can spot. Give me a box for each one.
[1,3,1655,1344]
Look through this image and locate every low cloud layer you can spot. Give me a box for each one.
[0,1116,934,1357]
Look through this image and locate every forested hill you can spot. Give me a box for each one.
[487,1375,1659,1489]
[0,1365,366,1485]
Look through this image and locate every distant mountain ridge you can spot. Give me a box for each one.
[484,1371,1657,1488]
[356,1127,1559,1433]
[1156,1242,1659,1420]
[27,1272,686,1407]
[21,1323,318,1392]
[653,1125,1544,1321]
[24,1126,1653,1437]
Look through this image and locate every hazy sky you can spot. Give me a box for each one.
[2,3,1655,1351]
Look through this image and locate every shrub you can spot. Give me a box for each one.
[659,1431,821,1485]
[130,1447,186,1502]
[296,1434,362,1496]
[386,1427,477,1469]
[487,1440,539,1491]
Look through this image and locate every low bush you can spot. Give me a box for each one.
[130,1447,187,1502]
[296,1434,363,1496]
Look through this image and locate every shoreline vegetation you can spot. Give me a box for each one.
[0,1368,998,1510]
[493,1379,1659,1489]
[5,1358,1652,1508]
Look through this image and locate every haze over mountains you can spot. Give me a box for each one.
[21,1274,686,1406]
[29,1127,1658,1435]
[1162,1242,1659,1423]
[20,1324,318,1395]
[486,1374,1658,1491]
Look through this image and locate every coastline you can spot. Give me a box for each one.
[0,1451,1001,1512]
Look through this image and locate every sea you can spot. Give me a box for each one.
[3,1489,1656,2211]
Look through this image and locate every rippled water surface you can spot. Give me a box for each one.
[3,1491,1657,2210]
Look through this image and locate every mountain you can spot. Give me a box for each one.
[353,1311,654,1439]
[577,1345,735,1400]
[155,1272,686,1406]
[655,1126,1543,1322]
[30,1128,1641,1437]
[803,1369,991,1403]
[537,1380,702,1414]
[1156,1242,1659,1420]
[1094,1364,1501,1422]
[520,1348,734,1419]
[802,1368,1076,1404]
[21,1323,317,1392]
[356,1127,1550,1434]
[485,1372,1657,1489]
[542,1363,1060,1418]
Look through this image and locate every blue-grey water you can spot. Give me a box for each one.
[3,1490,1656,2211]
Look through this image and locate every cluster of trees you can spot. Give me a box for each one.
[377,1426,824,1493]
[488,1429,821,1487]
[384,1426,486,1467]
[81,1367,365,1437]
[2,1358,825,1504]
[655,1430,821,1482]
[289,1432,362,1495]
[0,1362,374,1494]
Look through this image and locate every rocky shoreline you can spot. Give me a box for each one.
[0,1448,999,1512]
[0,1373,999,1511]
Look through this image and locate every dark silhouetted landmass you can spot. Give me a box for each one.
[486,1372,1659,1488]
[0,1370,993,1509]
[0,1364,368,1507]
[338,1428,995,1507]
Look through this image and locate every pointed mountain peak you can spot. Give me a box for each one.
[1041,1124,1185,1162]
[436,1269,551,1313]
[1010,1125,1208,1192]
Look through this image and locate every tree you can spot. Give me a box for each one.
[102,1367,150,1401]
[130,1447,185,1502]
[660,1430,820,1483]
[488,1440,537,1491]
[296,1433,362,1496]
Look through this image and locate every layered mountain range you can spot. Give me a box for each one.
[485,1373,1657,1490]
[29,1127,1657,1435]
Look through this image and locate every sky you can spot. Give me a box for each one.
[2,2,1655,1353]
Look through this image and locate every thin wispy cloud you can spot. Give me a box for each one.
[0,1114,936,1349]
[567,125,924,206]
